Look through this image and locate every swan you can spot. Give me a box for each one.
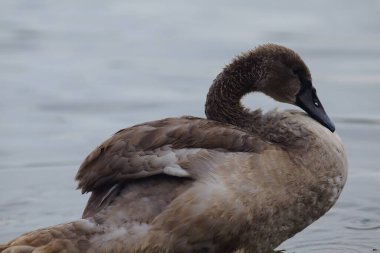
[1,44,347,253]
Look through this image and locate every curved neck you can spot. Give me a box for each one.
[205,67,263,131]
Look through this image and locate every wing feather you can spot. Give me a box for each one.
[76,117,267,193]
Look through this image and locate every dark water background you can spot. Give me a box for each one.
[0,0,379,252]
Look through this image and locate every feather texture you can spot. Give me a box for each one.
[1,44,347,253]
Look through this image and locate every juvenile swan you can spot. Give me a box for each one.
[1,44,347,253]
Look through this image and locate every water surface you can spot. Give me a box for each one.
[0,0,379,252]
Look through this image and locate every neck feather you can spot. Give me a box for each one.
[205,61,263,131]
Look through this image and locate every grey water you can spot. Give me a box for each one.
[0,0,379,252]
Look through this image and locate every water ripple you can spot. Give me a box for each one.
[0,160,79,170]
[333,116,380,125]
[281,240,378,253]
[345,217,380,231]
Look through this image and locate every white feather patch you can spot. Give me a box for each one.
[163,164,190,177]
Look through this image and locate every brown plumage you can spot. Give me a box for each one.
[1,44,347,253]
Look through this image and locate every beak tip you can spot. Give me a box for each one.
[326,121,336,133]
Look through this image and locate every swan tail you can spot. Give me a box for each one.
[0,219,99,253]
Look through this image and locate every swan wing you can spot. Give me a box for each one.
[76,116,265,194]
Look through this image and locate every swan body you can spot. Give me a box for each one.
[1,44,347,253]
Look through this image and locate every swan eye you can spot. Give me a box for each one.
[312,88,320,107]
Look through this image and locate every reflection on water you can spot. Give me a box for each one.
[0,0,380,252]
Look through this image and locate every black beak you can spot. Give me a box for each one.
[296,81,335,132]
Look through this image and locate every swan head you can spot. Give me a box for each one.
[238,44,335,132]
